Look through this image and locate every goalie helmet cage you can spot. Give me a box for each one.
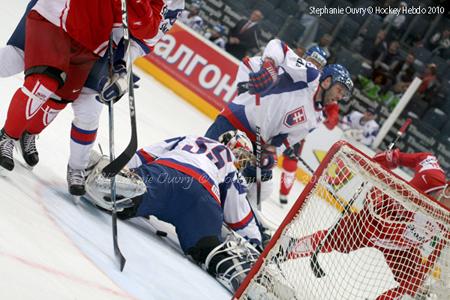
[234,141,450,300]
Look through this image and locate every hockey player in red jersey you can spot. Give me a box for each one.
[288,149,450,299]
[0,0,185,196]
[0,0,164,171]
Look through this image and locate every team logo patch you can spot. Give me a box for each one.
[284,106,307,128]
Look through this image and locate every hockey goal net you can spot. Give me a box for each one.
[234,141,450,300]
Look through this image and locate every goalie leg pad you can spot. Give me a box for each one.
[204,234,260,293]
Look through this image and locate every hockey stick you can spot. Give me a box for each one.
[106,36,126,271]
[255,93,262,211]
[387,118,412,151]
[309,118,412,278]
[102,0,138,179]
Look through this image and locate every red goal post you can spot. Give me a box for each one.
[234,141,450,300]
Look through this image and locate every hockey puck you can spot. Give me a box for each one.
[156,230,168,237]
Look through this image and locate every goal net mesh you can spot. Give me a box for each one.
[235,142,449,300]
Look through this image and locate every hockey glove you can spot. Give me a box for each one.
[282,141,304,160]
[97,61,128,104]
[373,148,399,169]
[248,58,278,94]
[261,145,277,170]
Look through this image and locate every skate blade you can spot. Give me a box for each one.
[72,195,81,205]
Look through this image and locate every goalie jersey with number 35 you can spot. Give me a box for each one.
[127,135,262,244]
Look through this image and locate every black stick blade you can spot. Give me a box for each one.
[310,253,326,278]
[102,129,137,178]
[113,213,126,271]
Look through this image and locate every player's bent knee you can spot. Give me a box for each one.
[25,65,66,88]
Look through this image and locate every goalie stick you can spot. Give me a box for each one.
[310,118,412,278]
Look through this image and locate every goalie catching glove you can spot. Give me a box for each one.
[84,153,146,211]
[248,58,279,94]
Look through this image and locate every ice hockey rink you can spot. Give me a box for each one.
[0,1,312,299]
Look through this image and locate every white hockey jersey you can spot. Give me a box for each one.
[221,39,323,149]
[341,111,380,146]
[127,135,262,243]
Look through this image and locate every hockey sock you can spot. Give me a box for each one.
[4,74,58,138]
[280,156,298,197]
[69,123,98,170]
[25,98,67,135]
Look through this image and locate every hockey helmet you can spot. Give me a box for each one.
[219,130,255,171]
[305,46,328,68]
[320,64,353,101]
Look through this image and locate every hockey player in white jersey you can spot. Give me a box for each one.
[84,131,269,292]
[341,106,380,146]
[0,0,185,196]
[278,45,335,205]
[205,38,353,205]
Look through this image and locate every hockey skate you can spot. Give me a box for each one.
[0,129,16,171]
[18,131,39,167]
[67,150,103,197]
[84,154,146,211]
[67,165,86,196]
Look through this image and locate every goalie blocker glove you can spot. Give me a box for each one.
[248,58,278,95]
[373,148,400,169]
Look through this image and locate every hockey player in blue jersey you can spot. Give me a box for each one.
[0,0,185,197]
[82,131,283,293]
[205,38,354,207]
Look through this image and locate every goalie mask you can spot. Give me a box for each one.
[218,130,255,172]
